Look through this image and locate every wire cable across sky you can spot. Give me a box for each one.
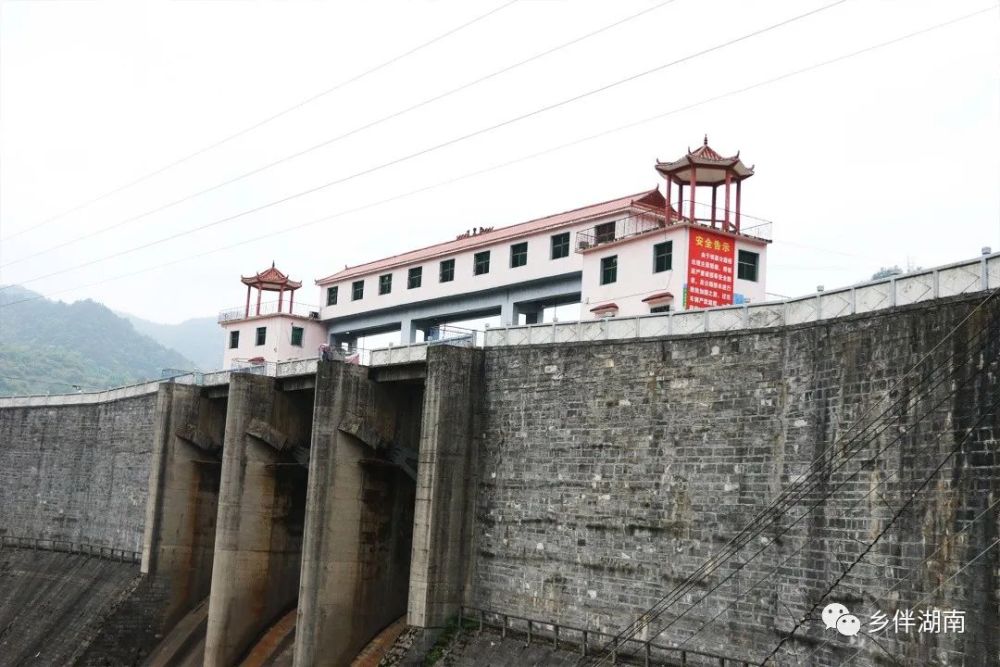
[0,0,519,242]
[0,4,991,312]
[0,0,849,291]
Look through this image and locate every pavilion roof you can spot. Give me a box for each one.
[655,136,754,185]
[241,263,302,290]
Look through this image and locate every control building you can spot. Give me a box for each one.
[217,139,770,367]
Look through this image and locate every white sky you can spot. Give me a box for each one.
[1,0,998,324]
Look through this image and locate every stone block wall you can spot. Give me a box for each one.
[0,393,157,552]
[471,294,999,666]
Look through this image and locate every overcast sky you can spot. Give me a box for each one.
[1,0,998,324]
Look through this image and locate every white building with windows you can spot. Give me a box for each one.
[315,139,769,349]
[217,264,326,369]
[217,140,771,364]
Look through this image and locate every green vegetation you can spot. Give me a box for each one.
[0,285,195,396]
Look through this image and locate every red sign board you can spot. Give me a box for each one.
[686,229,735,309]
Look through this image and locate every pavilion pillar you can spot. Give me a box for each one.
[279,287,285,313]
[245,285,251,319]
[665,178,673,223]
[688,167,697,222]
[677,184,684,220]
[735,179,742,233]
[256,286,262,316]
[289,289,295,314]
[724,172,732,231]
[711,186,717,228]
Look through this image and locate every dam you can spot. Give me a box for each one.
[1,253,998,666]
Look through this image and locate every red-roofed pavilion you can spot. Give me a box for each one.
[655,136,754,233]
[241,262,303,318]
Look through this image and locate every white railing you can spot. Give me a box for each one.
[482,252,999,347]
[218,300,320,323]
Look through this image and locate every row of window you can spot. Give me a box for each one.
[597,245,759,286]
[327,232,572,305]
[229,325,304,349]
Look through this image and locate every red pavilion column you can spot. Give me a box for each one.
[724,171,732,231]
[278,287,285,313]
[256,286,262,316]
[688,167,697,222]
[245,285,251,319]
[735,179,742,233]
[665,178,673,223]
[711,186,717,228]
[289,289,295,314]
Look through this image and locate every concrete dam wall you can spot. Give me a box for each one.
[471,293,1000,665]
[0,291,997,666]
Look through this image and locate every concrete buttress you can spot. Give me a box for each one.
[407,345,483,629]
[204,373,312,666]
[294,361,421,667]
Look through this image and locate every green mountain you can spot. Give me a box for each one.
[122,313,223,371]
[0,285,196,396]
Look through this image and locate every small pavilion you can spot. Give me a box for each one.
[241,262,302,318]
[655,136,754,233]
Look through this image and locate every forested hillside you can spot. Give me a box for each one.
[0,286,195,396]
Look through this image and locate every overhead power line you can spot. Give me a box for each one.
[0,0,679,269]
[0,0,848,291]
[0,0,519,242]
[0,4,990,312]
[798,494,1000,665]
[584,288,999,665]
[757,390,1000,665]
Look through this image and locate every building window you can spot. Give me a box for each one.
[229,330,239,349]
[474,251,490,275]
[379,273,392,295]
[290,326,304,347]
[408,267,422,289]
[650,304,671,314]
[737,250,759,282]
[551,232,570,259]
[510,242,527,268]
[352,280,364,300]
[653,241,673,273]
[600,255,618,285]
[595,221,616,244]
[440,259,455,282]
[326,286,338,306]
[255,326,267,346]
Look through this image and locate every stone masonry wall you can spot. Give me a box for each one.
[0,393,157,552]
[472,293,1000,666]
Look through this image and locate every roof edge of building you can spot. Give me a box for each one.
[315,188,662,286]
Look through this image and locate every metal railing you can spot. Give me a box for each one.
[218,299,320,323]
[575,205,772,253]
[484,252,1000,347]
[458,606,749,667]
[576,212,665,252]
[0,535,141,564]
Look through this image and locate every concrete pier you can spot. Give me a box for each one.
[141,382,226,631]
[407,345,483,628]
[203,373,313,667]
[293,361,422,667]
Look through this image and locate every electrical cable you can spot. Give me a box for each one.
[0,5,991,313]
[584,289,999,664]
[0,0,849,291]
[0,0,680,268]
[0,0,519,242]
[796,495,1000,665]
[756,391,1000,665]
